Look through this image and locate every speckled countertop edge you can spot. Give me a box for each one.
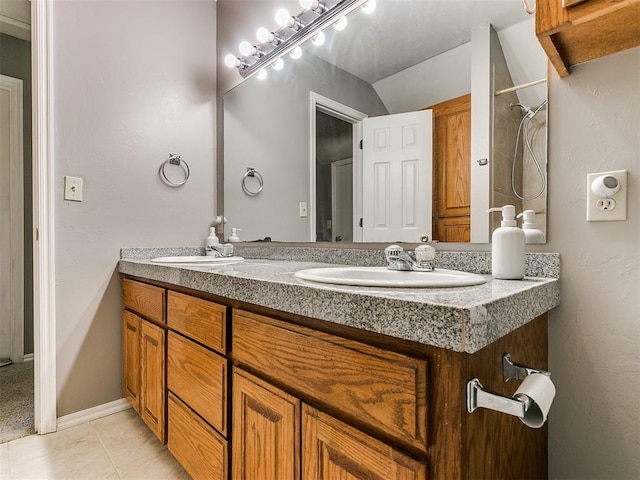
[119,248,560,353]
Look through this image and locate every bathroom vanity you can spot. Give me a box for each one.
[119,248,560,480]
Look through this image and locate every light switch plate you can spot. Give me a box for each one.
[299,201,308,218]
[64,176,83,202]
[586,169,627,221]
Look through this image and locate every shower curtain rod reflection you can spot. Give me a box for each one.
[495,78,546,96]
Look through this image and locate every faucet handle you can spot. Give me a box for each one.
[384,244,403,262]
[415,245,435,264]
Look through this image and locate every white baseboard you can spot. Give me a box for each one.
[23,353,34,362]
[57,398,132,431]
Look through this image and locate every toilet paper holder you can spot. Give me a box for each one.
[466,353,552,427]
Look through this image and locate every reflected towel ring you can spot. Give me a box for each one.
[159,153,190,187]
[242,167,263,196]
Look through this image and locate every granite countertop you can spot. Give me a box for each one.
[119,247,560,353]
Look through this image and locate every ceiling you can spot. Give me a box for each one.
[311,0,531,83]
[0,0,31,41]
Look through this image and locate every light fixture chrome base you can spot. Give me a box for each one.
[236,0,369,80]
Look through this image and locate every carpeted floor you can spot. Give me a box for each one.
[0,361,35,444]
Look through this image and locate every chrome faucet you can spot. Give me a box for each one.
[206,243,234,258]
[385,244,436,272]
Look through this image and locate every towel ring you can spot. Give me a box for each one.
[159,153,190,187]
[242,167,263,196]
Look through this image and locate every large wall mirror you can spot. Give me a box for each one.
[219,0,548,244]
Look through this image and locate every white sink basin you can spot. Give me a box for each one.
[295,266,486,288]
[150,255,244,265]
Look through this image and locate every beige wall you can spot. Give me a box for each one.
[53,0,217,416]
[546,46,640,478]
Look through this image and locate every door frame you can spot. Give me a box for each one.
[308,92,366,242]
[32,0,57,434]
[0,74,24,364]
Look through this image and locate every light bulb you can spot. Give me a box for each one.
[362,0,376,14]
[224,54,238,68]
[299,0,314,8]
[256,27,271,43]
[239,41,253,56]
[311,31,325,46]
[275,8,291,27]
[257,69,268,80]
[334,16,347,31]
[290,46,303,59]
[272,58,284,70]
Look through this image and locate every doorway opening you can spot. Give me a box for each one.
[309,92,366,243]
[315,112,353,243]
[0,26,34,442]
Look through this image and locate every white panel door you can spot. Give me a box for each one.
[331,158,353,242]
[0,74,23,364]
[362,110,432,242]
[0,85,11,360]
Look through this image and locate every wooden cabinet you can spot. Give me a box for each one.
[168,392,228,480]
[232,309,428,453]
[168,291,227,354]
[536,0,640,77]
[232,369,300,480]
[167,331,227,434]
[231,367,427,480]
[303,405,426,480]
[122,279,166,443]
[232,308,548,480]
[166,292,230,479]
[122,311,141,412]
[139,320,165,441]
[123,277,165,323]
[123,276,549,479]
[429,94,471,242]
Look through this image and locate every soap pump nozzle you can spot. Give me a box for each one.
[516,210,536,229]
[516,209,546,244]
[487,205,517,227]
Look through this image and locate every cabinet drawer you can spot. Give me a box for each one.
[167,332,227,435]
[168,291,227,354]
[168,392,228,480]
[123,278,165,324]
[232,310,428,452]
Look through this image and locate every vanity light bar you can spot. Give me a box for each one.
[229,0,372,80]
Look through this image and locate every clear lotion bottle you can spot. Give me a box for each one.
[487,205,525,279]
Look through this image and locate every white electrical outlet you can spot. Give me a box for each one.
[586,170,627,221]
[64,176,83,202]
[299,202,308,217]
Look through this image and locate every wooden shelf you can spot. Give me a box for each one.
[536,0,640,77]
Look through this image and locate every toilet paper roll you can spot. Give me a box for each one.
[513,373,556,428]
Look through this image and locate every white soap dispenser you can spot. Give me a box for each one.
[228,228,241,243]
[205,227,220,256]
[517,210,546,245]
[487,205,525,279]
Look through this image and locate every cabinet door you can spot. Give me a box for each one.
[303,405,426,480]
[232,369,300,480]
[140,319,166,442]
[122,311,141,412]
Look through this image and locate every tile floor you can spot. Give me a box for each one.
[0,409,189,479]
